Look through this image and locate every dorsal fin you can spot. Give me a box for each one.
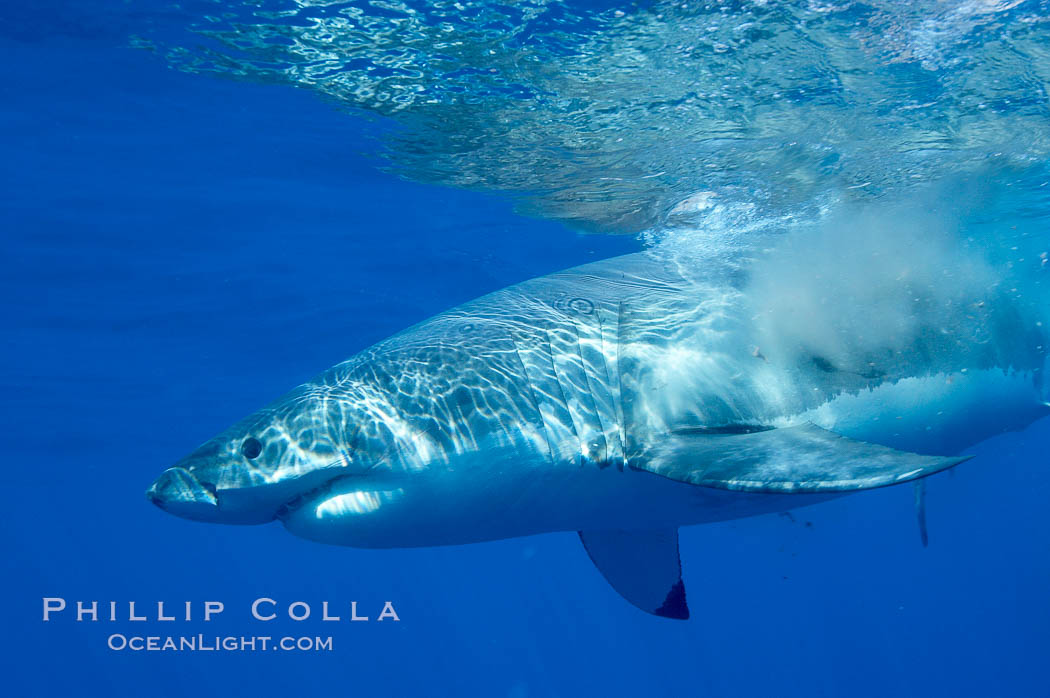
[637,423,971,493]
[579,529,688,620]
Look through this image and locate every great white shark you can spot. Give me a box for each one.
[147,250,1049,619]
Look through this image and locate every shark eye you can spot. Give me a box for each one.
[241,437,263,460]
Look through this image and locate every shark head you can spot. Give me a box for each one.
[147,383,384,525]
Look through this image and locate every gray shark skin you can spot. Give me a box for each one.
[148,252,1049,619]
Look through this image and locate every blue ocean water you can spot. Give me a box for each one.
[3,1,1050,696]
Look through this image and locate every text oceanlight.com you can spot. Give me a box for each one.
[107,634,333,652]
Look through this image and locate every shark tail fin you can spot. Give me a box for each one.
[579,528,688,620]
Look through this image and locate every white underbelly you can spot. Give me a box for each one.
[278,453,838,548]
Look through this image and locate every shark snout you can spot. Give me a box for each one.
[147,460,321,525]
[147,467,221,521]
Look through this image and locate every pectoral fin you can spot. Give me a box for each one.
[638,423,971,493]
[579,529,688,620]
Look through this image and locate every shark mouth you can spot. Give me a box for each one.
[274,473,366,520]
[148,466,368,525]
